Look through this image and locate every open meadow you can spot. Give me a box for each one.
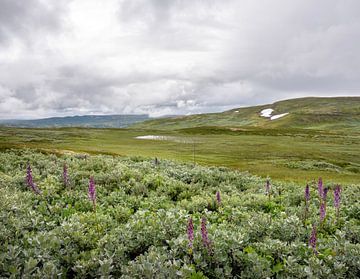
[1,124,359,184]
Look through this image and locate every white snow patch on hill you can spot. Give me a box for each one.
[260,108,289,120]
[270,113,289,120]
[260,108,274,118]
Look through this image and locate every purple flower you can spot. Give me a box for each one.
[63,163,69,187]
[216,191,221,205]
[88,176,96,211]
[304,184,310,221]
[323,188,329,202]
[187,217,194,249]
[266,179,271,195]
[334,184,341,213]
[26,163,33,186]
[318,178,323,199]
[305,184,310,203]
[201,217,211,249]
[320,202,326,223]
[26,163,41,194]
[309,224,317,254]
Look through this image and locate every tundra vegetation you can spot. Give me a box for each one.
[0,150,359,278]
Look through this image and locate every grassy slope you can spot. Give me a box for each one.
[131,97,360,130]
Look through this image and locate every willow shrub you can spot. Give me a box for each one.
[0,149,359,278]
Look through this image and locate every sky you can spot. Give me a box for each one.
[0,0,360,119]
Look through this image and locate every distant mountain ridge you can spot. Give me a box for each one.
[0,114,150,128]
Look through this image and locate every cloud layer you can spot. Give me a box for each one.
[0,0,359,119]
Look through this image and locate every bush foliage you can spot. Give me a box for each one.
[0,149,359,278]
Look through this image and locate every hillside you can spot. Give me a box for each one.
[0,114,150,128]
[131,97,360,131]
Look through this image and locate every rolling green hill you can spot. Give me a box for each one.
[131,97,360,131]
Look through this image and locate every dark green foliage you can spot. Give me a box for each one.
[0,149,359,278]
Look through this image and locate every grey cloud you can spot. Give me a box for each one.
[118,0,228,51]
[0,0,68,46]
[0,0,359,119]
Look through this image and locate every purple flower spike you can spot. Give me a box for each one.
[334,185,341,209]
[26,163,41,194]
[187,217,194,249]
[63,163,69,187]
[26,164,33,186]
[334,185,341,218]
[216,191,221,205]
[318,178,323,199]
[305,184,310,203]
[266,179,271,195]
[88,176,96,211]
[323,188,329,201]
[201,217,211,249]
[320,202,326,223]
[304,184,310,221]
[309,224,318,254]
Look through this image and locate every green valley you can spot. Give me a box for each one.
[1,97,359,184]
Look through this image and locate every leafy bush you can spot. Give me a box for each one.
[0,149,359,278]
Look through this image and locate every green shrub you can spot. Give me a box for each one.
[0,149,359,278]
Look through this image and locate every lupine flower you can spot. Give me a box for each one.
[26,163,41,194]
[318,178,323,199]
[201,217,211,249]
[334,185,341,209]
[26,163,33,186]
[334,185,341,218]
[309,224,317,254]
[305,184,310,203]
[216,191,221,205]
[322,188,329,202]
[63,163,69,187]
[304,184,310,221]
[320,202,326,223]
[88,176,96,211]
[187,217,194,249]
[266,179,270,194]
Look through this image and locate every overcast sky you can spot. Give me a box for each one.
[0,0,359,119]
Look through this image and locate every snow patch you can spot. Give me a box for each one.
[260,108,289,120]
[260,108,274,118]
[270,113,289,120]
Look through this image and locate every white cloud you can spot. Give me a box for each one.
[0,0,359,119]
